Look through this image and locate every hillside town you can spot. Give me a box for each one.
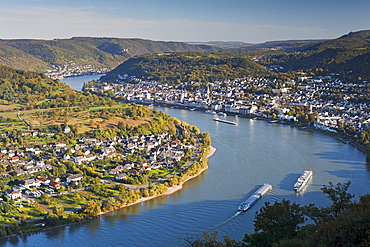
[1,132,194,201]
[44,62,111,79]
[85,75,370,136]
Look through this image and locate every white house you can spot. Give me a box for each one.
[115,173,127,180]
[6,189,22,200]
[67,174,83,184]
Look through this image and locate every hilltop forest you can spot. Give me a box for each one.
[100,30,370,84]
[0,31,369,83]
[100,52,276,83]
[0,37,221,72]
[269,30,370,81]
[0,65,112,110]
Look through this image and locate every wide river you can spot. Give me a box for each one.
[1,76,369,247]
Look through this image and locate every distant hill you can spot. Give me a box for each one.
[245,40,326,52]
[188,40,325,52]
[274,30,370,80]
[188,41,253,49]
[0,38,222,72]
[100,52,274,83]
[339,30,370,39]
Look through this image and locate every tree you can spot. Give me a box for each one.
[243,199,305,247]
[53,205,64,218]
[185,231,242,247]
[6,222,20,235]
[82,200,101,216]
[314,194,370,247]
[44,213,59,226]
[102,197,118,212]
[40,193,51,205]
[0,225,7,237]
[321,181,354,217]
[108,100,115,107]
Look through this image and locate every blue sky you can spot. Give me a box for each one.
[1,0,369,43]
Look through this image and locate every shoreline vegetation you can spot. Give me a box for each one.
[0,146,216,240]
[98,146,216,216]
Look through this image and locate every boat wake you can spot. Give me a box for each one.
[212,211,241,229]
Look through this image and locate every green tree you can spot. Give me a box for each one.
[53,205,64,218]
[321,181,354,217]
[6,222,20,235]
[314,194,370,247]
[44,213,59,226]
[243,199,305,247]
[186,231,242,247]
[82,200,101,216]
[0,225,7,237]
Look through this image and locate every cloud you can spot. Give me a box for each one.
[0,5,239,40]
[0,4,247,42]
[0,5,331,42]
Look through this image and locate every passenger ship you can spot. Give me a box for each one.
[294,171,313,192]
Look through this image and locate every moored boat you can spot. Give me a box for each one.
[238,183,272,211]
[205,110,217,115]
[294,170,312,192]
[213,118,237,125]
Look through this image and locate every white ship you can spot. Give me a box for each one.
[294,171,313,192]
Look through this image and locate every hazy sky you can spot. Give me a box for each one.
[1,0,369,43]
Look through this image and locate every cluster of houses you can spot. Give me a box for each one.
[44,61,111,79]
[84,74,370,135]
[69,134,192,180]
[5,173,84,200]
[1,132,193,200]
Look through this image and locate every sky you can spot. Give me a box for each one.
[1,0,369,43]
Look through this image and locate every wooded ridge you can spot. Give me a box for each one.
[0,37,221,72]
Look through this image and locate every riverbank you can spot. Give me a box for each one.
[98,146,216,216]
[1,146,217,239]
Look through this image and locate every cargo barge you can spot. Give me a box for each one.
[238,183,272,211]
[213,118,237,125]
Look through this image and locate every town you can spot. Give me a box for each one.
[44,61,111,79]
[84,74,370,137]
[1,131,196,201]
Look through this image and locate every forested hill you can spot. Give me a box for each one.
[191,40,325,52]
[0,65,110,110]
[100,52,275,83]
[339,30,370,39]
[275,30,370,81]
[0,37,221,72]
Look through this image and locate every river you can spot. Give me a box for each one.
[59,74,104,91]
[1,76,369,247]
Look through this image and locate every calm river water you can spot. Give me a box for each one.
[1,76,369,247]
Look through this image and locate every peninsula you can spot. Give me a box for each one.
[0,65,214,237]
